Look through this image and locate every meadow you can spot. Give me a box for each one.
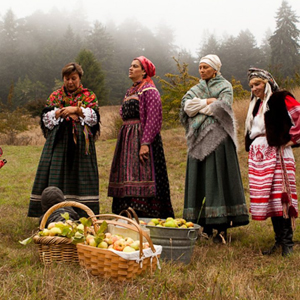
[1,90,300,300]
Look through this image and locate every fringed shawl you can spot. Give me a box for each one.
[180,75,237,161]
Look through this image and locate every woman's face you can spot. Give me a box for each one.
[63,71,81,93]
[199,63,217,80]
[249,79,266,100]
[129,60,146,83]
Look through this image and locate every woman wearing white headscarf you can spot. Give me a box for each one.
[180,54,249,243]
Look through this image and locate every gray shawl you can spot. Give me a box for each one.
[180,75,237,161]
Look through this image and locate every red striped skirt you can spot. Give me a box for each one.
[248,137,298,220]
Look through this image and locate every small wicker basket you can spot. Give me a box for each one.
[77,214,161,281]
[33,201,97,265]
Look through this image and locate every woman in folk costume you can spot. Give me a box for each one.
[180,54,249,243]
[28,62,100,218]
[245,67,300,256]
[108,56,174,218]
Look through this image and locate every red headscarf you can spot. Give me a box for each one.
[135,56,156,83]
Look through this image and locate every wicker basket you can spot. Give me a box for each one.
[77,214,161,280]
[33,201,97,265]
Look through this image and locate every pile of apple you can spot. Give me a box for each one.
[85,232,149,253]
[37,219,93,244]
[142,217,194,228]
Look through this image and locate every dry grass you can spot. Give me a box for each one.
[1,89,300,299]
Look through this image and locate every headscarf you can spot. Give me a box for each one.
[199,54,222,75]
[134,56,156,87]
[247,67,279,92]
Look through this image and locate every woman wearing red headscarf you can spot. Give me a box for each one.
[108,56,174,218]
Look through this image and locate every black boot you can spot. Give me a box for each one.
[202,225,213,238]
[281,218,293,257]
[262,217,283,255]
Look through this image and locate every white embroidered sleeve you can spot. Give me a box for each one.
[43,108,61,130]
[80,107,98,127]
[184,97,208,117]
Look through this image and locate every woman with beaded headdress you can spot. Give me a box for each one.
[245,67,300,256]
[180,54,249,243]
[108,56,174,218]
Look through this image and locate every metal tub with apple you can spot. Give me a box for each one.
[142,218,200,264]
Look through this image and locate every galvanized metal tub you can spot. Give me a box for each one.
[142,218,200,264]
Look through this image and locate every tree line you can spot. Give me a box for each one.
[0,0,299,115]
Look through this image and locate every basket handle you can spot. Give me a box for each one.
[119,207,140,224]
[92,214,156,259]
[39,201,98,231]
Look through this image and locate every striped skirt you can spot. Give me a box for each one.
[248,137,298,220]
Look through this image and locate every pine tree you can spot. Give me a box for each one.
[76,49,108,105]
[269,1,300,77]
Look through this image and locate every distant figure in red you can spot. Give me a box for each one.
[0,147,7,169]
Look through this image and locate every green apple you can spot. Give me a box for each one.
[151,218,160,225]
[89,238,97,247]
[123,246,136,253]
[147,221,156,226]
[165,217,174,222]
[130,240,140,250]
[49,227,62,236]
[77,224,84,231]
[98,241,108,249]
[164,220,178,228]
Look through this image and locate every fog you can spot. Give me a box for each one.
[2,0,300,55]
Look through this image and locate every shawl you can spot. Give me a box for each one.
[180,75,236,161]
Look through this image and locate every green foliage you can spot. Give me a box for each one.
[76,49,108,106]
[231,77,251,100]
[158,57,198,128]
[269,0,300,78]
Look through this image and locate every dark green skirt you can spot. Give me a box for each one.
[28,121,99,218]
[183,136,249,228]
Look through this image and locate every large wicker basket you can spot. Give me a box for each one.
[33,201,97,265]
[76,214,161,281]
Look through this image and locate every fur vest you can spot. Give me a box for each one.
[245,91,293,151]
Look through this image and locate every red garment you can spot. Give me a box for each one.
[134,56,156,85]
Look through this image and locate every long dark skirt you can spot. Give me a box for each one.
[108,122,174,218]
[28,121,99,218]
[183,136,249,229]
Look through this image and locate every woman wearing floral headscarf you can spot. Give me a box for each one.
[108,56,174,218]
[245,67,300,256]
[180,54,249,243]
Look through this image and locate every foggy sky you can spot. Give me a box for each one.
[2,0,300,55]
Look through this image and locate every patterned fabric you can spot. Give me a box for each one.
[247,67,279,93]
[180,74,233,136]
[108,84,174,218]
[248,137,298,220]
[248,93,300,221]
[28,86,100,218]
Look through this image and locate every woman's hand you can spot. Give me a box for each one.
[139,144,149,164]
[285,141,295,147]
[56,107,83,120]
[207,98,217,105]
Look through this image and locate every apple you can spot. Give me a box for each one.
[123,246,136,253]
[47,222,56,230]
[108,244,114,249]
[164,220,178,228]
[180,224,188,228]
[186,222,194,228]
[49,227,62,236]
[124,237,134,246]
[98,241,108,249]
[113,240,125,251]
[147,221,156,226]
[165,217,174,222]
[111,235,121,243]
[105,232,112,238]
[139,220,146,225]
[130,240,140,250]
[151,218,160,225]
[104,237,113,245]
[88,238,97,247]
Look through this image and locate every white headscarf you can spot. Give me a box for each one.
[199,54,222,75]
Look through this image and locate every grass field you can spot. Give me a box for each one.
[1,91,300,299]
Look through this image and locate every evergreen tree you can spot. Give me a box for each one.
[76,49,108,105]
[269,1,300,77]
